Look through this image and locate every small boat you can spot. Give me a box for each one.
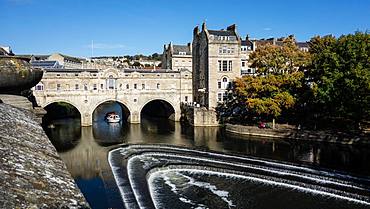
[105,112,121,123]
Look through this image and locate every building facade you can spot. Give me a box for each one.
[33,67,193,126]
[162,43,192,71]
[192,23,242,110]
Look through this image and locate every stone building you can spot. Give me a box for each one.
[162,42,192,71]
[47,53,84,69]
[190,23,242,126]
[240,35,257,76]
[192,23,242,110]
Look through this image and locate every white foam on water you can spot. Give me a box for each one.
[148,170,208,209]
[131,152,363,192]
[176,171,235,208]
[149,168,370,207]
[110,145,370,208]
[121,144,366,182]
[108,148,140,209]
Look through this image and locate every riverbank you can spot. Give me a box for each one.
[0,103,89,208]
[225,123,370,145]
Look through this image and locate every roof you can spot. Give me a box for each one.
[173,45,191,55]
[44,68,98,73]
[0,48,8,56]
[31,60,61,68]
[208,30,237,37]
[297,42,309,48]
[241,39,253,47]
[51,53,84,63]
[123,68,180,73]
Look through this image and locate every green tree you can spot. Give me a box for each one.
[308,32,370,129]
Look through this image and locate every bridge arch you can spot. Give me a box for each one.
[91,99,132,123]
[42,100,82,125]
[140,98,178,121]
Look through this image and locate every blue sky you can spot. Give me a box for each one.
[1,0,369,57]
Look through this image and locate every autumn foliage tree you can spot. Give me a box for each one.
[249,36,311,74]
[218,36,310,125]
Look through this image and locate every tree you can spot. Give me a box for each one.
[219,72,304,125]
[249,36,311,74]
[308,32,370,129]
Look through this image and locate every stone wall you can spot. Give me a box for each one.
[225,123,370,145]
[0,103,89,208]
[181,104,219,127]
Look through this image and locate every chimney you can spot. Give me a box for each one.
[202,22,207,31]
[193,26,200,36]
[227,24,237,32]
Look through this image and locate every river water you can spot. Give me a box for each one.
[43,118,370,209]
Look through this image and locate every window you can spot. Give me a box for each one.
[56,84,61,91]
[218,60,222,71]
[35,83,44,91]
[108,75,115,89]
[218,81,221,89]
[185,96,188,102]
[242,61,246,67]
[222,77,229,89]
[157,83,160,89]
[93,84,97,90]
[101,84,104,89]
[84,84,88,91]
[222,61,228,71]
[142,84,145,89]
[228,61,232,71]
[56,74,60,77]
[75,84,79,90]
[223,93,227,101]
[218,93,222,102]
[134,84,137,89]
[126,84,129,89]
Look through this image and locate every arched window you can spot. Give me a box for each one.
[221,77,229,89]
[35,82,44,91]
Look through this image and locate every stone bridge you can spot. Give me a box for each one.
[33,68,192,126]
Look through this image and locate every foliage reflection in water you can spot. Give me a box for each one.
[44,118,370,209]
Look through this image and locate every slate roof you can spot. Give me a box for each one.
[173,45,191,55]
[208,30,236,37]
[297,42,309,48]
[241,39,253,47]
[31,60,61,69]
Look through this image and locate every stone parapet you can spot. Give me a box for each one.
[0,103,89,208]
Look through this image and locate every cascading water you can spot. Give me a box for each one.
[108,144,370,209]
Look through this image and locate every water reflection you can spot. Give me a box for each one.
[44,118,370,209]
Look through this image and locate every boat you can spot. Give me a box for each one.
[105,112,121,123]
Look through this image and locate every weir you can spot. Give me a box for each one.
[109,144,370,209]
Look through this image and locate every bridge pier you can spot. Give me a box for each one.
[128,111,140,124]
[81,112,92,127]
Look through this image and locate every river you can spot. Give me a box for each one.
[43,118,370,209]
